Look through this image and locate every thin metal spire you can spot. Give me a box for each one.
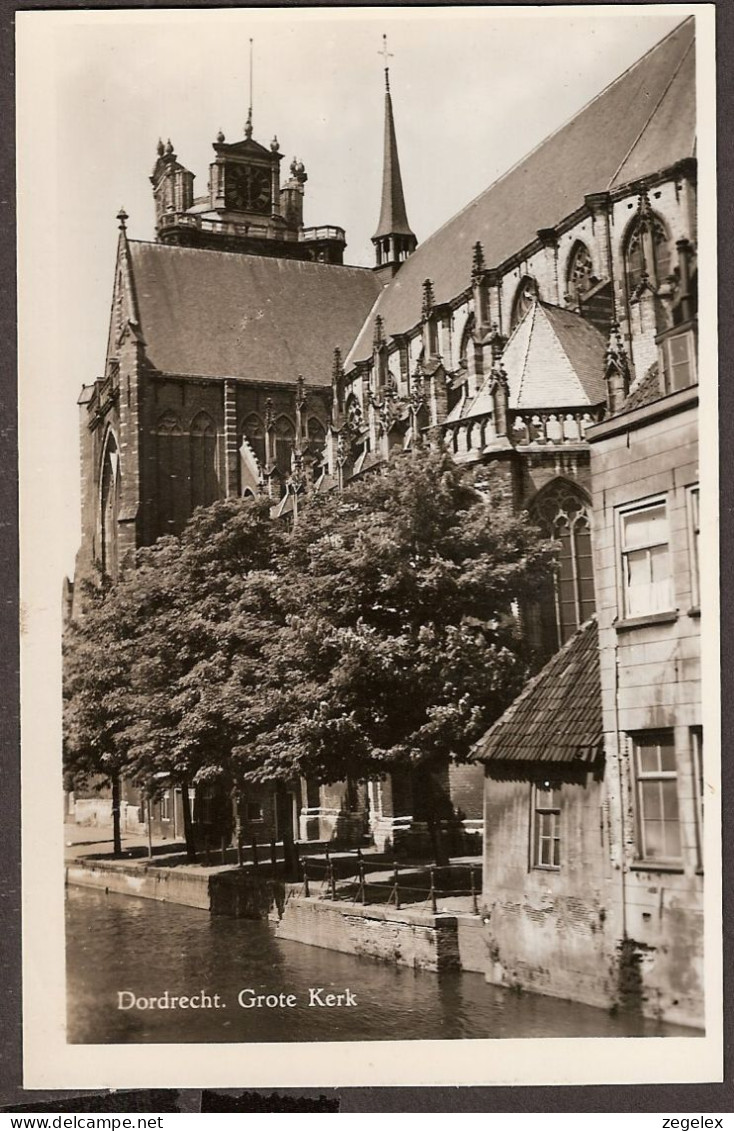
[246,37,254,137]
[378,33,393,92]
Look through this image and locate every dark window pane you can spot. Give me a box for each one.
[637,743,660,774]
[641,780,662,819]
[659,740,677,773]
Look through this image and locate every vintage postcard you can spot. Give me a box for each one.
[17,3,721,1090]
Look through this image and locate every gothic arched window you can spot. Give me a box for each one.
[624,212,672,298]
[189,412,219,513]
[532,482,595,651]
[566,241,596,305]
[100,432,120,580]
[458,313,475,369]
[511,276,539,330]
[154,410,187,537]
[242,413,265,469]
[307,416,326,460]
[274,415,295,479]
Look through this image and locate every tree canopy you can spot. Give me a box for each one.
[63,449,555,842]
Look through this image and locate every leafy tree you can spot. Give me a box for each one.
[63,573,138,856]
[246,448,555,860]
[63,499,281,861]
[64,448,554,869]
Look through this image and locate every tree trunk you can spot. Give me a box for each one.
[181,780,196,862]
[424,773,450,868]
[233,787,244,867]
[275,781,299,881]
[111,773,122,857]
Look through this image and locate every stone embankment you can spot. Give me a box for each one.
[65,841,486,974]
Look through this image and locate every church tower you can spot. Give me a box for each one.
[151,111,347,264]
[372,45,417,280]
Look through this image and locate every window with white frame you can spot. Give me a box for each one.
[620,500,673,618]
[688,485,700,608]
[532,782,561,869]
[632,732,681,863]
[659,328,697,392]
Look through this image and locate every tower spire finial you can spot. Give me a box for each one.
[372,37,417,274]
[245,37,254,138]
[379,33,393,92]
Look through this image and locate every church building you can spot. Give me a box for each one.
[71,19,699,876]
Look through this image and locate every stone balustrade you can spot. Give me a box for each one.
[442,407,604,456]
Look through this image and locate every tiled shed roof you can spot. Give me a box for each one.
[622,363,664,412]
[127,241,381,385]
[470,618,602,765]
[347,19,695,366]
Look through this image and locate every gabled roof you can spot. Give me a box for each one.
[470,618,602,765]
[123,241,381,385]
[457,301,606,420]
[348,18,695,365]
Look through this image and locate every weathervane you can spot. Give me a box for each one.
[379,33,393,91]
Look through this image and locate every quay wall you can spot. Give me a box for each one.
[271,892,462,972]
[65,860,214,911]
[65,859,286,917]
[455,914,487,974]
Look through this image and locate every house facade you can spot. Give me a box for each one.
[469,200,702,1028]
[586,371,702,1025]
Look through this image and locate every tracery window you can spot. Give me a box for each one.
[566,241,596,305]
[458,313,475,369]
[624,213,672,297]
[510,276,539,330]
[533,482,595,648]
[274,415,295,479]
[189,412,219,512]
[154,410,187,536]
[100,432,120,581]
[307,416,326,460]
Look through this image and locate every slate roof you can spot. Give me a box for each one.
[374,85,415,241]
[347,18,695,365]
[470,618,603,765]
[458,302,606,419]
[126,241,381,385]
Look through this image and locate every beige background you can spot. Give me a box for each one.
[16,2,722,1089]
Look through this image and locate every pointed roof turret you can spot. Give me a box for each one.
[372,39,417,275]
[374,71,414,240]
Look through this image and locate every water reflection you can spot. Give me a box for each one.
[66,887,695,1044]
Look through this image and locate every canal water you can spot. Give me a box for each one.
[66,887,694,1043]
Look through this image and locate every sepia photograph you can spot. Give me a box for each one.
[16,3,720,1090]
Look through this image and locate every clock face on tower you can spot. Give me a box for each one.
[225,165,271,214]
